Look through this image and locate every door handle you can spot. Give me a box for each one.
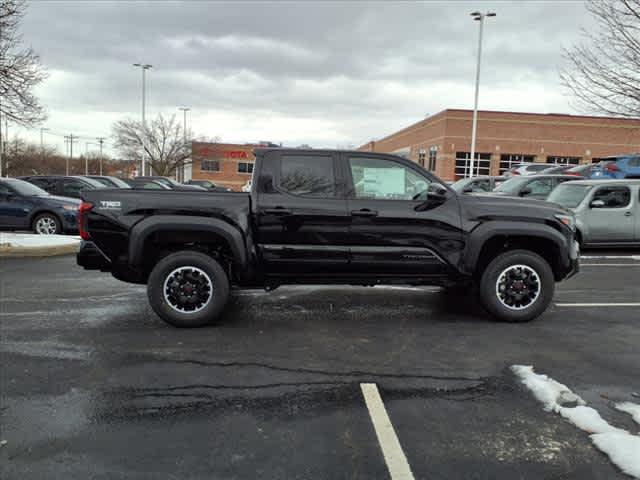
[351,209,378,217]
[263,207,292,215]
[625,211,633,217]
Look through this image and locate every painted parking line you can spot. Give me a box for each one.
[556,302,640,307]
[580,255,640,260]
[360,383,415,480]
[580,263,640,266]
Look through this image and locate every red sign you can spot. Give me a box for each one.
[223,151,249,159]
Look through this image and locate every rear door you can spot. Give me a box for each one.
[343,153,462,276]
[586,185,635,242]
[255,150,350,275]
[0,183,27,228]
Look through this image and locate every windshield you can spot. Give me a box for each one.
[493,176,531,194]
[5,178,49,196]
[547,184,593,208]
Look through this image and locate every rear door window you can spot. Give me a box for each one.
[28,177,55,192]
[592,186,631,208]
[279,154,336,198]
[62,179,90,197]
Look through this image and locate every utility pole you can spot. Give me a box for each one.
[96,137,105,175]
[64,134,78,175]
[133,63,152,176]
[468,11,496,178]
[40,128,50,163]
[178,107,190,182]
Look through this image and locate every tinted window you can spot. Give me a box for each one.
[279,155,336,198]
[592,186,631,208]
[0,183,12,195]
[62,179,91,196]
[524,178,553,196]
[494,176,531,194]
[349,157,430,200]
[547,184,593,208]
[5,179,48,196]
[28,177,55,191]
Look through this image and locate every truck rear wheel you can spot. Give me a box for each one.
[147,251,230,328]
[478,249,554,323]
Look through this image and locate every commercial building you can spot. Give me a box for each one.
[190,141,264,191]
[359,109,640,181]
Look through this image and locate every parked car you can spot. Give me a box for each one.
[504,163,551,177]
[589,155,640,179]
[135,176,207,191]
[538,165,575,175]
[0,178,80,234]
[547,179,640,248]
[20,175,106,199]
[185,179,233,192]
[492,175,578,200]
[450,176,507,193]
[564,164,597,178]
[130,179,172,190]
[86,175,132,189]
[78,148,578,326]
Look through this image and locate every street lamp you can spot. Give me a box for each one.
[133,63,152,176]
[468,11,496,178]
[178,107,190,182]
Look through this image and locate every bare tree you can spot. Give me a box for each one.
[561,0,640,117]
[112,114,192,176]
[0,0,48,126]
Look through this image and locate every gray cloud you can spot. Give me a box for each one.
[16,0,592,152]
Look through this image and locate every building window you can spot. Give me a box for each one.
[418,149,426,167]
[201,160,220,172]
[428,146,437,171]
[547,156,581,165]
[499,154,535,174]
[238,162,254,174]
[455,152,491,179]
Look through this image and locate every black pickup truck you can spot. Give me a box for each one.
[77,148,579,327]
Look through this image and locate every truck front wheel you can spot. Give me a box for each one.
[147,251,230,328]
[478,249,554,322]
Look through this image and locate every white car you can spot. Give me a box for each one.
[505,163,552,177]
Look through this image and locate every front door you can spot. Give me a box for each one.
[0,184,27,228]
[586,185,635,243]
[343,154,462,276]
[256,151,350,275]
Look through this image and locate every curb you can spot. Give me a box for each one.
[0,242,80,258]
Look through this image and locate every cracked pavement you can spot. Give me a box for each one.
[0,255,638,479]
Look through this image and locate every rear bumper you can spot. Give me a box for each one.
[76,241,111,271]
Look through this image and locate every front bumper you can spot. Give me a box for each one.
[565,240,580,279]
[77,241,111,271]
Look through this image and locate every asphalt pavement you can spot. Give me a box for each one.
[0,253,638,479]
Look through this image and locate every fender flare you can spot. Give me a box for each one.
[462,221,569,275]
[128,215,248,268]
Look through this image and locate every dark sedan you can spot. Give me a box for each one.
[451,176,506,193]
[86,175,132,188]
[20,175,106,199]
[491,174,579,200]
[0,178,80,234]
[134,176,207,191]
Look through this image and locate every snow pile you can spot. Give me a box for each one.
[0,233,80,248]
[512,365,640,479]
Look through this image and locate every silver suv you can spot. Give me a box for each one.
[547,179,640,247]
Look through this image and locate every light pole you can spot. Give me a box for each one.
[468,11,496,178]
[133,63,152,176]
[178,107,190,182]
[40,128,50,156]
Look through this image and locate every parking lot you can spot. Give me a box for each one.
[1,253,638,479]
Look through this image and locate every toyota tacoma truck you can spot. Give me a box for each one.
[77,148,579,327]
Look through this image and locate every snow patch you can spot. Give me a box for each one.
[591,432,640,479]
[0,232,80,248]
[510,365,585,412]
[512,365,640,479]
[617,402,640,426]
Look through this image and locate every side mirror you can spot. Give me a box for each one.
[520,187,532,197]
[590,199,605,208]
[415,183,448,211]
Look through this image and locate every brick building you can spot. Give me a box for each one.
[359,109,640,181]
[190,142,260,191]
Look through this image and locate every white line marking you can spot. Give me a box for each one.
[581,263,640,266]
[580,255,640,260]
[360,383,415,480]
[556,302,640,307]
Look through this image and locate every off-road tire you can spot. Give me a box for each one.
[478,249,554,323]
[147,250,230,328]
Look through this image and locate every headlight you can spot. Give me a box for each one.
[554,213,576,231]
[62,204,79,211]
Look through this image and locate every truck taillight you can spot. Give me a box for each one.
[78,202,94,240]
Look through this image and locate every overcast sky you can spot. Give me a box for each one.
[15,0,593,156]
